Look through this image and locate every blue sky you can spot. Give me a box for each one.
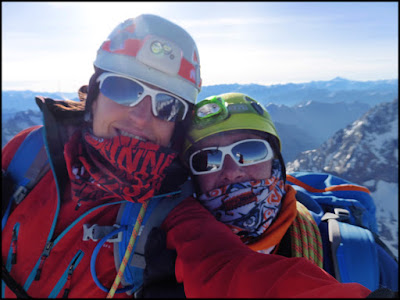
[2,1,398,92]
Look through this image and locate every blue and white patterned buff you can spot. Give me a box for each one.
[198,159,285,243]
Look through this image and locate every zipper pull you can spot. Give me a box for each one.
[11,227,18,264]
[62,265,74,298]
[62,254,80,298]
[35,241,53,281]
[74,202,81,211]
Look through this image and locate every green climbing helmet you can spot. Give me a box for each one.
[183,92,281,160]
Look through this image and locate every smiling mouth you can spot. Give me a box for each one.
[118,129,149,142]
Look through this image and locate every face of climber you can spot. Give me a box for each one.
[91,77,178,147]
[192,131,273,194]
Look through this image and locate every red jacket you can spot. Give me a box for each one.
[161,197,372,298]
[2,126,129,298]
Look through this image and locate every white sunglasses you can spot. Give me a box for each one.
[96,72,189,122]
[189,139,274,175]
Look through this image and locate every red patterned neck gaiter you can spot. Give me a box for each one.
[64,129,178,206]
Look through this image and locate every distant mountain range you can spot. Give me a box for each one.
[2,77,398,116]
[2,109,43,146]
[287,99,398,258]
[268,101,371,161]
[197,77,398,106]
[3,77,397,151]
[2,91,79,116]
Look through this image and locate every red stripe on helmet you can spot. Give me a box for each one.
[124,24,136,33]
[101,39,200,88]
[193,51,199,63]
[178,57,196,84]
[101,39,144,57]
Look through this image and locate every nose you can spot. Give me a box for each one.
[128,96,153,126]
[219,154,247,184]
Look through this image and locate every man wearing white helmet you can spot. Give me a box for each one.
[2,14,200,298]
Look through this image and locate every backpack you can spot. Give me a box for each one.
[2,126,191,297]
[286,172,393,291]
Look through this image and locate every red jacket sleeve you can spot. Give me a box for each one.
[161,196,372,298]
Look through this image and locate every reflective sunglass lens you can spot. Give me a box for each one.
[232,141,269,164]
[101,76,143,105]
[100,74,187,122]
[155,94,186,122]
[191,140,272,174]
[192,150,222,173]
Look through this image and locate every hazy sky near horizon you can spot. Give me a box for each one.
[2,1,398,93]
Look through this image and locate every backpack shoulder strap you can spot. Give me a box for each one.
[6,126,50,202]
[327,218,380,291]
[2,126,50,230]
[113,179,194,295]
[288,172,382,290]
[132,179,194,266]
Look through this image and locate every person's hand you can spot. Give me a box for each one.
[142,227,185,298]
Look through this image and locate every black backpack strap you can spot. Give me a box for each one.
[35,97,69,197]
[2,263,31,298]
[367,287,398,298]
[34,96,85,198]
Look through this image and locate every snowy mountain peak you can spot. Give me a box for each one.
[287,98,398,185]
[286,99,398,257]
